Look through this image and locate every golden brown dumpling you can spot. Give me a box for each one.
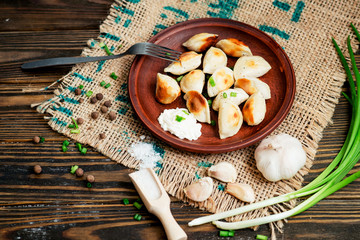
[207,66,234,97]
[155,73,181,104]
[218,101,243,139]
[203,47,227,74]
[164,51,202,75]
[234,77,271,99]
[216,38,252,57]
[212,88,249,111]
[233,56,271,79]
[242,92,266,126]
[184,90,211,124]
[180,69,205,94]
[182,33,218,52]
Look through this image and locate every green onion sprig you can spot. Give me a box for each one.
[188,24,360,232]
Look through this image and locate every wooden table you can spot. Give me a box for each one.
[1,1,359,239]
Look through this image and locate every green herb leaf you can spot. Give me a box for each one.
[176,75,184,82]
[100,81,106,87]
[85,91,93,97]
[81,147,87,155]
[209,76,216,87]
[175,115,185,122]
[230,92,237,97]
[70,165,79,174]
[104,83,111,89]
[223,92,227,98]
[63,140,70,147]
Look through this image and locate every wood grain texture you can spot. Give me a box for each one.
[1,1,360,240]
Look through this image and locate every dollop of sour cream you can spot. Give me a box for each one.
[158,108,202,141]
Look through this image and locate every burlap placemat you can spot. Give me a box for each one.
[33,0,360,235]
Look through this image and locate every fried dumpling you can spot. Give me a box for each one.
[234,76,271,99]
[242,92,266,126]
[212,88,249,111]
[215,38,252,57]
[164,51,202,75]
[203,47,227,74]
[233,56,271,79]
[180,69,205,94]
[155,73,181,104]
[184,90,211,124]
[182,33,218,52]
[207,66,234,97]
[218,101,243,139]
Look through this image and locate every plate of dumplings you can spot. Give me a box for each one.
[128,18,295,153]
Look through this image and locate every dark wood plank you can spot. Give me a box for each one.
[1,1,360,240]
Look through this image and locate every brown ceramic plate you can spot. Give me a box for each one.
[128,18,295,153]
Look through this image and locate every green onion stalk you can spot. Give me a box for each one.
[188,24,360,230]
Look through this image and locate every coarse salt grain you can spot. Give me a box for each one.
[128,142,162,169]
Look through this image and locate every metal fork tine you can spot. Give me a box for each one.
[145,54,180,62]
[145,43,182,54]
[145,51,180,61]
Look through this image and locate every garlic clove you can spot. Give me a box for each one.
[184,177,213,202]
[207,162,237,183]
[226,182,255,203]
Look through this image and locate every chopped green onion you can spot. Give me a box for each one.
[81,147,87,155]
[76,143,82,151]
[209,76,216,87]
[39,137,45,143]
[189,24,360,232]
[87,182,92,188]
[85,91,93,97]
[211,120,216,126]
[70,129,80,134]
[219,231,229,237]
[100,42,113,55]
[123,198,129,205]
[70,165,79,174]
[62,145,68,152]
[63,140,70,147]
[79,85,84,89]
[228,230,234,237]
[230,92,237,97]
[104,83,111,89]
[165,52,171,56]
[256,235,268,240]
[133,201,143,210]
[207,99,212,107]
[223,92,227,99]
[68,124,75,129]
[176,75,183,82]
[135,198,142,204]
[182,110,189,115]
[100,81,106,87]
[72,117,78,129]
[134,214,142,221]
[175,115,185,122]
[110,72,118,80]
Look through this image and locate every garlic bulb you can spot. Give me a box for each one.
[207,162,237,183]
[226,182,255,203]
[184,177,213,202]
[254,133,306,182]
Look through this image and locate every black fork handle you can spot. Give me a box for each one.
[21,53,127,70]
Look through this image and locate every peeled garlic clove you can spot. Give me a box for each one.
[226,182,255,203]
[184,177,213,202]
[207,162,237,183]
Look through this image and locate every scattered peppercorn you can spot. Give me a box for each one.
[103,100,112,107]
[75,168,84,177]
[99,133,106,139]
[91,112,99,120]
[75,88,82,95]
[78,98,84,103]
[87,174,95,183]
[34,165,42,174]
[109,111,116,121]
[100,106,108,113]
[96,93,103,100]
[90,97,98,104]
[77,118,84,125]
[33,136,40,143]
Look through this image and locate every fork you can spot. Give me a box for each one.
[21,42,182,70]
